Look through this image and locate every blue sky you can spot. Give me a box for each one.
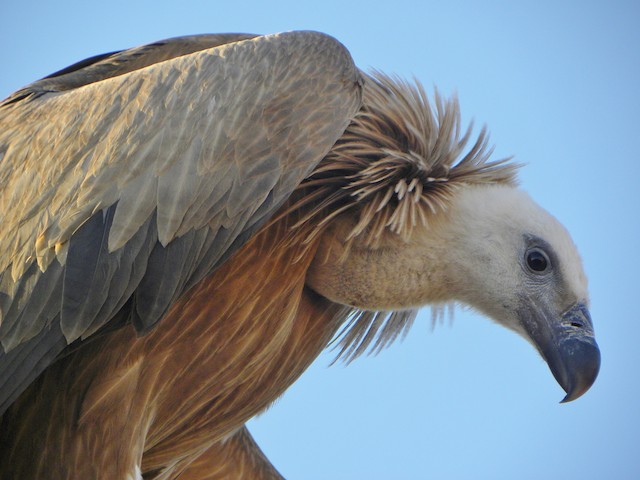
[1,1,638,479]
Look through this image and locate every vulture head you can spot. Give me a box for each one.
[304,73,599,402]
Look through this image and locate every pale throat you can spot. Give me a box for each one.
[305,212,461,311]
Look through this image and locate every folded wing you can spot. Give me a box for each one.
[0,31,363,413]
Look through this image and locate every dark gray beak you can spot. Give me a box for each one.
[521,302,600,402]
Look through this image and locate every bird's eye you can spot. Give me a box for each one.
[526,248,550,273]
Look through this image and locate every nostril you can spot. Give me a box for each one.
[562,302,592,332]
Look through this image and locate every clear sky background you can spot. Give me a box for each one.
[1,1,638,479]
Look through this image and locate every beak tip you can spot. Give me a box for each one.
[559,387,590,404]
[559,392,579,404]
[556,339,601,403]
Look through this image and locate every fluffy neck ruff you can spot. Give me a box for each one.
[287,72,521,362]
[288,71,519,249]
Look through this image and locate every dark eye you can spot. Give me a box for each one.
[526,248,550,273]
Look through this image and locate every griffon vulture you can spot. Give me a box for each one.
[0,31,600,479]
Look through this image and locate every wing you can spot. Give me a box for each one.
[0,31,363,413]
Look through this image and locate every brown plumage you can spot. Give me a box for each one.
[176,427,284,479]
[2,216,341,478]
[0,31,599,478]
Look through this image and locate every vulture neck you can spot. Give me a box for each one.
[305,184,520,312]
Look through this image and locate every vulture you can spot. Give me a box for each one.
[0,31,599,479]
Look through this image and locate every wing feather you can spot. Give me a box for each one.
[0,320,67,414]
[60,206,116,341]
[0,262,63,350]
[108,172,158,250]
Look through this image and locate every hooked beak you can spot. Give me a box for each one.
[521,301,600,403]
